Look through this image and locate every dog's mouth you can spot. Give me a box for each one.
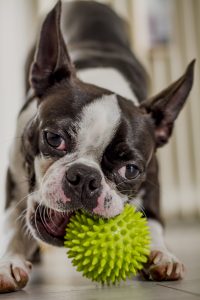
[29,204,75,246]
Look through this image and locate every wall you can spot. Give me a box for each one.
[0,0,37,215]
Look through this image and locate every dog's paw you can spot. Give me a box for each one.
[0,256,32,293]
[141,249,185,281]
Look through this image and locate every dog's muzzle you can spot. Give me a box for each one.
[62,163,103,210]
[29,164,104,246]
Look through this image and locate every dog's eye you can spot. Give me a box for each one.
[45,132,66,151]
[118,164,140,180]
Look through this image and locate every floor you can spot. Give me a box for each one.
[1,221,200,300]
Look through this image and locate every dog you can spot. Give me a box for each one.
[0,0,195,293]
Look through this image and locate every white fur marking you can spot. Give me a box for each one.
[148,219,167,251]
[77,94,121,158]
[77,67,139,106]
[9,100,37,196]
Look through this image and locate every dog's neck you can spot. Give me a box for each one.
[77,67,139,106]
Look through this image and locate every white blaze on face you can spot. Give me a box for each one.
[77,94,121,159]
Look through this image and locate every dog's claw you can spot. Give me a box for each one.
[175,262,181,275]
[0,257,31,293]
[167,262,174,276]
[12,266,21,282]
[152,251,163,264]
[12,265,29,288]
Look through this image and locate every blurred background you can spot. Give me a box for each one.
[0,0,199,221]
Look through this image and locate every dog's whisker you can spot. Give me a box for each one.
[16,208,28,223]
[22,220,33,240]
[10,189,40,213]
[34,204,43,240]
[45,206,50,220]
[42,206,54,232]
[112,187,148,219]
[46,206,60,229]
[131,198,147,218]
[25,225,34,240]
[40,206,51,232]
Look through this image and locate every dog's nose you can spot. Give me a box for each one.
[65,164,102,198]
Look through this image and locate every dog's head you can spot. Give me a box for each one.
[24,2,195,246]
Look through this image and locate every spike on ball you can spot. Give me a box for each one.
[64,204,150,284]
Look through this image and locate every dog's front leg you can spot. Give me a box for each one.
[143,219,185,281]
[0,102,39,293]
[141,155,185,281]
[0,98,39,293]
[1,168,39,294]
[0,197,38,293]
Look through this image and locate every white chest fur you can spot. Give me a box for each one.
[77,67,139,106]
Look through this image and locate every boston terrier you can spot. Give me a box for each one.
[0,0,195,293]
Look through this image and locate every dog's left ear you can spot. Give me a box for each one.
[141,60,195,147]
[30,1,75,97]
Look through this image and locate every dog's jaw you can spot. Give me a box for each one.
[27,201,75,246]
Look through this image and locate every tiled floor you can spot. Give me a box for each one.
[1,221,200,299]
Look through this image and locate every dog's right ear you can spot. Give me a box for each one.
[30,1,75,97]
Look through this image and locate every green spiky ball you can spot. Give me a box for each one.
[64,204,150,284]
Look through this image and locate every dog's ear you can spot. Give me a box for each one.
[30,1,75,96]
[141,60,195,147]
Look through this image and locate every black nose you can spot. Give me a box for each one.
[65,164,102,198]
